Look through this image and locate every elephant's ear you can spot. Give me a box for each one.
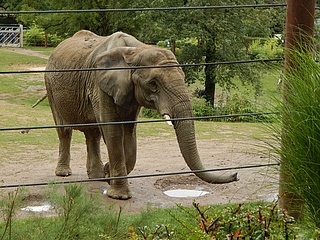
[95,47,137,106]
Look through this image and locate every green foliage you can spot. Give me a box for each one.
[49,184,101,239]
[248,38,284,60]
[140,108,162,119]
[4,0,286,106]
[130,201,302,239]
[192,94,274,122]
[23,25,45,46]
[270,48,320,228]
[24,25,64,47]
[0,186,317,239]
[0,189,25,240]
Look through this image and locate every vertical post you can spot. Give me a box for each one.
[19,25,23,48]
[280,0,315,219]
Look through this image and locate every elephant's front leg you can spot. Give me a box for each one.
[84,128,104,179]
[123,123,137,175]
[103,124,132,200]
[104,123,137,184]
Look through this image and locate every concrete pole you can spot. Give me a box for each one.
[280,0,315,219]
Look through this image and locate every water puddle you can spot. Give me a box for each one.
[21,203,53,212]
[163,189,209,198]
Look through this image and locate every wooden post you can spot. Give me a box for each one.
[280,0,315,219]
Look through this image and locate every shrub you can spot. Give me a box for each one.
[270,47,320,227]
[140,108,162,119]
[24,25,64,47]
[248,38,283,60]
[141,95,273,123]
[24,25,45,46]
[131,201,300,239]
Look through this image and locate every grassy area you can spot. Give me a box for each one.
[0,185,316,239]
[0,48,47,70]
[24,46,55,56]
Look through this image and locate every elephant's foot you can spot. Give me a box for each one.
[55,165,72,177]
[107,181,132,200]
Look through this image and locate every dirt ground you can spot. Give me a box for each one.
[0,48,279,217]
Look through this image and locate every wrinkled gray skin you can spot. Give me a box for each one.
[45,30,238,200]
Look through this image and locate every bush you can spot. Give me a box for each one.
[140,95,273,123]
[192,94,273,122]
[140,108,162,119]
[248,38,283,60]
[24,25,64,47]
[131,201,301,239]
[24,25,45,46]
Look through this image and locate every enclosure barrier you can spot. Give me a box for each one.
[0,4,286,15]
[0,112,279,132]
[0,24,23,47]
[0,58,283,75]
[0,163,279,189]
[0,3,285,190]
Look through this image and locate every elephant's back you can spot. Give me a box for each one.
[44,30,105,125]
[48,30,106,70]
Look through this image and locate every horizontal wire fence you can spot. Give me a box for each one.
[0,112,279,132]
[0,3,287,15]
[0,3,283,189]
[0,163,280,189]
[0,58,283,75]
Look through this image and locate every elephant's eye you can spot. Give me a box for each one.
[148,80,158,91]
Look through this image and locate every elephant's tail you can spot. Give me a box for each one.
[32,93,47,108]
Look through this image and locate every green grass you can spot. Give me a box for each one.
[0,48,47,70]
[0,185,316,239]
[24,46,55,56]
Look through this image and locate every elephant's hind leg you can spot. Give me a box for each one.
[84,128,105,179]
[55,127,72,177]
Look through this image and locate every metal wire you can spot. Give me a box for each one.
[0,112,279,132]
[0,4,286,15]
[0,58,283,75]
[0,3,285,191]
[0,163,279,189]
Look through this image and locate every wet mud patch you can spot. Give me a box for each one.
[154,174,211,191]
[155,175,212,198]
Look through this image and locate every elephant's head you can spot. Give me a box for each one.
[94,46,238,184]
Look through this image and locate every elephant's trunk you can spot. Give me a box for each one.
[173,108,238,184]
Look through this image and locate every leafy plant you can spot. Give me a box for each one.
[24,25,45,46]
[269,47,320,227]
[248,38,284,60]
[0,189,24,240]
[129,201,300,239]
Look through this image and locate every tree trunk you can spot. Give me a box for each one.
[204,37,217,107]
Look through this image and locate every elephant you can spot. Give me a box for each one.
[44,30,238,200]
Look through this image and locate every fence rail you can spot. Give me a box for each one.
[0,163,279,189]
[0,58,283,75]
[0,112,279,132]
[0,4,286,15]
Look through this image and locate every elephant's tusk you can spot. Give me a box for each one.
[164,115,173,126]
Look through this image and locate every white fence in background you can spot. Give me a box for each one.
[0,24,23,47]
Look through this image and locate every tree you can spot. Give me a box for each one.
[134,0,286,106]
[4,0,285,105]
